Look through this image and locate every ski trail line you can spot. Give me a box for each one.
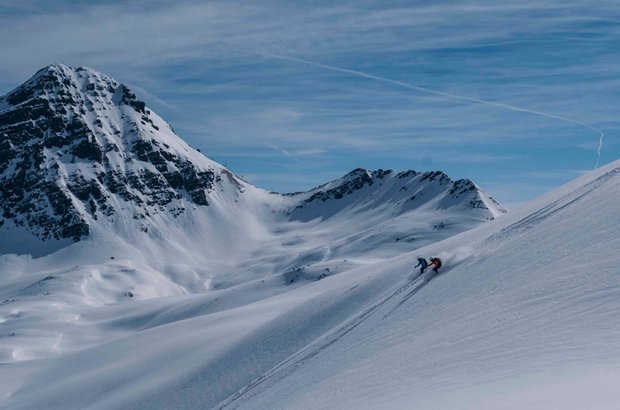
[258,51,605,169]
[383,276,429,319]
[215,273,423,410]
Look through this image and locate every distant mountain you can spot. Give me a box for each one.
[287,168,505,222]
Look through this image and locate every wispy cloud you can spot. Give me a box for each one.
[1,0,619,203]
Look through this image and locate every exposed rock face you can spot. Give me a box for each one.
[298,168,388,203]
[0,64,231,242]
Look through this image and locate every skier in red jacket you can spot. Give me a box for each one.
[429,257,442,273]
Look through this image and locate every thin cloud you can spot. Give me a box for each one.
[1,0,618,202]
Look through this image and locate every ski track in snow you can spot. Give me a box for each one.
[219,266,451,409]
[216,272,428,409]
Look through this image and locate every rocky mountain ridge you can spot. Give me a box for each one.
[287,167,505,222]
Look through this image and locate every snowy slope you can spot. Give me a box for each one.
[0,155,618,409]
[221,159,620,410]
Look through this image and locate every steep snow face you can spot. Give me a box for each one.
[0,64,252,255]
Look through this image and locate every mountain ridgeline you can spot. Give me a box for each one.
[0,64,506,255]
[288,168,505,223]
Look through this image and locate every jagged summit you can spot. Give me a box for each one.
[0,64,245,250]
[4,64,116,107]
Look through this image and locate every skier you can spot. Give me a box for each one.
[414,257,428,274]
[429,257,442,273]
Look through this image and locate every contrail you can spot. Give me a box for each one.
[259,51,604,169]
[596,134,604,168]
[265,143,302,162]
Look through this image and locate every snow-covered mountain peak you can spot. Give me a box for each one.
[0,65,246,254]
[5,64,118,110]
[289,167,506,222]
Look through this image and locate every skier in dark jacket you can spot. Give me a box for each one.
[414,257,428,274]
[429,257,442,273]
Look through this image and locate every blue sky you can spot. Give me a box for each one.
[1,0,619,208]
